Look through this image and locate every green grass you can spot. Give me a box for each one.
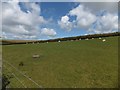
[2,36,118,88]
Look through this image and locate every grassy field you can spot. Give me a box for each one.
[2,36,118,88]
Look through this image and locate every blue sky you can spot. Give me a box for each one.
[27,2,85,38]
[39,2,84,38]
[39,2,86,38]
[2,2,118,40]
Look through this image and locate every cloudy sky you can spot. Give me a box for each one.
[1,1,118,40]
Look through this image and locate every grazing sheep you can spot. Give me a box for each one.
[32,54,40,58]
[99,37,102,39]
[58,40,61,42]
[102,39,106,42]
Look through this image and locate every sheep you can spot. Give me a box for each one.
[32,54,40,58]
[102,39,106,42]
[99,37,102,39]
[85,38,89,40]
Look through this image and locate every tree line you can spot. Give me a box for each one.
[2,32,120,45]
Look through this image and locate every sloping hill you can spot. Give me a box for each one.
[1,32,120,45]
[3,36,118,88]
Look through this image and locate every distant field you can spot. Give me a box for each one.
[2,36,118,88]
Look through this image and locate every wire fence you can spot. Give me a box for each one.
[3,60,42,88]
[3,65,27,88]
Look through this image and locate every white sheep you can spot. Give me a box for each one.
[102,39,106,42]
[99,37,102,39]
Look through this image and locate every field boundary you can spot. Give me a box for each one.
[2,32,120,45]
[3,65,27,88]
[3,60,42,88]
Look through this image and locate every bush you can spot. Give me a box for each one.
[2,74,10,89]
[19,61,24,66]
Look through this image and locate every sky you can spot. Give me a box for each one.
[1,1,118,40]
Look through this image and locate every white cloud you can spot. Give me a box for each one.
[59,3,118,34]
[88,13,118,34]
[81,2,118,14]
[41,28,57,37]
[2,0,29,2]
[74,0,119,2]
[2,2,46,26]
[69,4,96,29]
[2,2,47,39]
[58,4,97,31]
[58,15,73,31]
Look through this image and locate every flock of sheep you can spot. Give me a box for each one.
[28,37,106,45]
[32,37,106,58]
[55,37,106,43]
